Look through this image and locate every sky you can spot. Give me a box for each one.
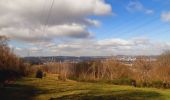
[0,0,170,56]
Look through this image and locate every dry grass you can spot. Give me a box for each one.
[1,74,170,100]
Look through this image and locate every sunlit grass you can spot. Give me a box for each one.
[1,74,170,100]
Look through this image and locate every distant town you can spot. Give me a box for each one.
[23,55,158,65]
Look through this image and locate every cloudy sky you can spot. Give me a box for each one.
[1,0,170,56]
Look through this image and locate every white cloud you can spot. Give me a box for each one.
[0,0,112,42]
[126,1,154,14]
[1,0,167,56]
[15,47,22,51]
[85,19,101,27]
[13,37,170,56]
[29,47,42,52]
[132,37,150,45]
[97,39,133,46]
[161,11,170,22]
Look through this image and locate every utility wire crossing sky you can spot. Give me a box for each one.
[0,0,170,56]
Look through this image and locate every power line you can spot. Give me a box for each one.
[115,15,160,37]
[40,0,48,22]
[132,22,170,37]
[36,0,55,57]
[125,16,160,37]
[42,0,55,33]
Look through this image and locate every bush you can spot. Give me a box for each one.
[0,36,29,85]
[43,72,46,77]
[0,69,20,84]
[36,69,43,79]
[108,78,134,85]
[152,80,163,88]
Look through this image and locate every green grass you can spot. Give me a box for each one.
[1,74,170,100]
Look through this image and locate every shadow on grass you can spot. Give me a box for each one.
[52,90,163,100]
[0,84,45,100]
[0,83,164,100]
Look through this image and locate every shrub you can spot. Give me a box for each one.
[108,78,134,85]
[152,80,163,88]
[43,72,46,77]
[0,36,29,85]
[0,69,20,84]
[36,69,43,79]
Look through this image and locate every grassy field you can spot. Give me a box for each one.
[1,74,170,100]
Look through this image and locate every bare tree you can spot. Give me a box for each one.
[133,57,153,86]
[0,36,27,86]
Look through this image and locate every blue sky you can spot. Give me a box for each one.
[1,0,170,56]
[93,0,170,41]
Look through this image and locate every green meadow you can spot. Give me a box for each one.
[1,74,170,100]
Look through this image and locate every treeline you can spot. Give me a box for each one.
[1,35,170,89]
[42,59,130,80]
[42,51,170,88]
[0,36,30,86]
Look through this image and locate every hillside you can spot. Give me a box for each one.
[1,74,170,100]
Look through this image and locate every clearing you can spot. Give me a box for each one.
[1,74,170,100]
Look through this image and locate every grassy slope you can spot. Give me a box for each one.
[1,74,170,100]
